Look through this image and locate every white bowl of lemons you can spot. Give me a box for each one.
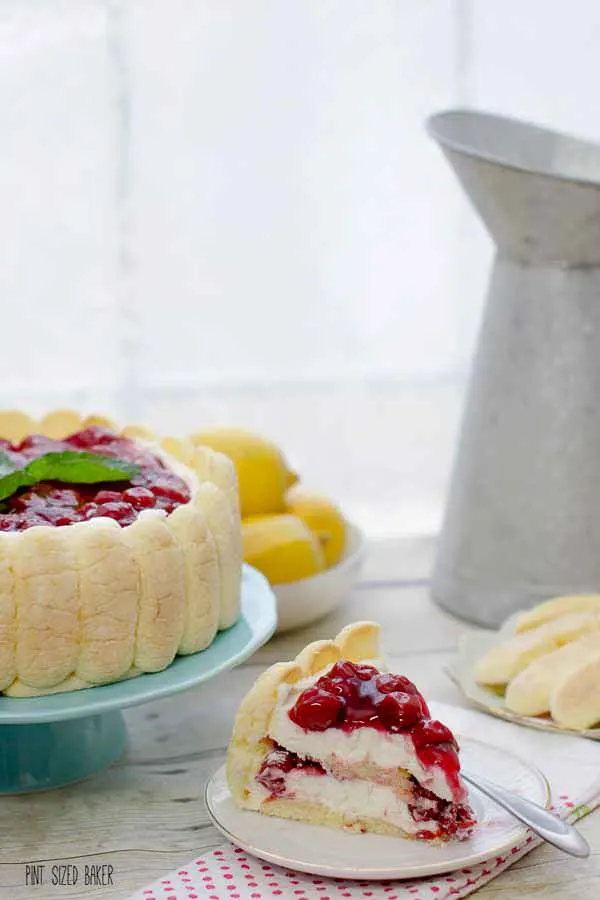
[189,428,365,633]
[270,521,364,632]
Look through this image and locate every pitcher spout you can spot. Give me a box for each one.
[427,109,600,267]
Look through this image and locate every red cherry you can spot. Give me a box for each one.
[289,688,346,731]
[375,692,423,730]
[67,426,117,448]
[55,512,80,526]
[94,501,135,522]
[13,434,58,456]
[376,673,418,694]
[411,719,455,748]
[149,479,190,503]
[80,502,100,520]
[94,490,123,504]
[10,492,45,512]
[15,513,50,530]
[123,486,156,509]
[45,488,80,507]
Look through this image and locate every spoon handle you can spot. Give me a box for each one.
[461,771,590,858]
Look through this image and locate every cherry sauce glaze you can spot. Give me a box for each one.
[0,426,190,531]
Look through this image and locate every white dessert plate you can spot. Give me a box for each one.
[205,734,549,880]
[450,628,600,740]
[272,522,364,633]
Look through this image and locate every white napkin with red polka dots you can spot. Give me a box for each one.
[130,705,600,900]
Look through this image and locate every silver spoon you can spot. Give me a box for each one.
[462,770,590,858]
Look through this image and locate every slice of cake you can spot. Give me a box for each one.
[227,622,475,841]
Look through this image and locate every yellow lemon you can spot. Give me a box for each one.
[285,486,347,568]
[242,514,325,584]
[190,427,298,518]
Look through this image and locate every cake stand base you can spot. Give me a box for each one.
[0,711,127,794]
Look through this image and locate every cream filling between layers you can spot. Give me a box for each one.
[267,665,456,802]
[250,771,422,834]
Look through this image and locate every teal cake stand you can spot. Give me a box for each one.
[0,565,277,794]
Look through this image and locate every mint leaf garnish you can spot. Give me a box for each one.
[0,451,139,503]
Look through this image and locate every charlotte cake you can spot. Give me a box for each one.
[0,409,242,697]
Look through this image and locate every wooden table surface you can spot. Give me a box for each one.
[1,536,598,900]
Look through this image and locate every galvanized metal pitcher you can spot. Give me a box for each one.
[427,109,600,627]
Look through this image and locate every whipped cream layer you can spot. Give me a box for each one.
[252,770,422,835]
[268,667,458,802]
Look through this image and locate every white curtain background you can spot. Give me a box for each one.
[1,0,599,536]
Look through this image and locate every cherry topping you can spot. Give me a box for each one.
[123,486,156,509]
[149,480,190,503]
[66,426,118,448]
[93,501,136,523]
[0,427,190,531]
[375,692,423,729]
[411,720,456,749]
[94,490,124,504]
[376,673,419,695]
[289,687,345,731]
[45,488,80,507]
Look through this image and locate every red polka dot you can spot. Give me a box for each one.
[251,895,263,899]
[431,889,440,894]
[223,874,233,880]
[197,867,208,873]
[187,895,198,899]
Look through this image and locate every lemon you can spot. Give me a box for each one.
[190,427,298,518]
[285,486,347,568]
[242,514,325,584]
